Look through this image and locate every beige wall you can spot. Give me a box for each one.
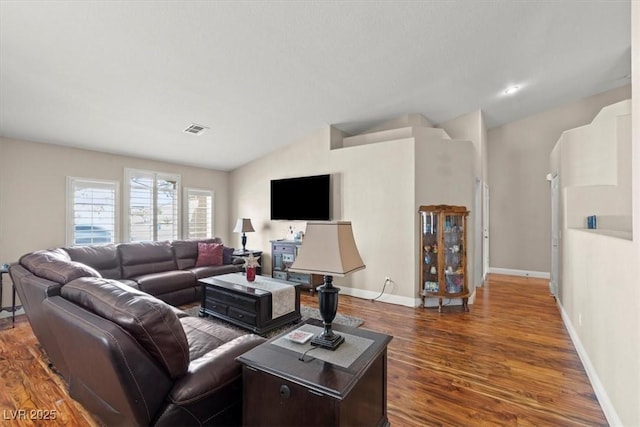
[230,123,476,307]
[230,127,419,306]
[633,1,640,417]
[438,109,487,287]
[553,99,636,426]
[487,84,631,273]
[545,7,638,422]
[561,104,632,234]
[415,138,475,299]
[438,109,484,179]
[0,137,230,303]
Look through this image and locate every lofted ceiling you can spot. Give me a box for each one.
[0,1,631,171]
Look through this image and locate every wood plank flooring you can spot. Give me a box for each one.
[0,274,606,426]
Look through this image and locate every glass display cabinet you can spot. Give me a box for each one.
[419,205,469,312]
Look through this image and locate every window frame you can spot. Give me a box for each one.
[183,187,214,239]
[124,168,181,242]
[66,177,120,246]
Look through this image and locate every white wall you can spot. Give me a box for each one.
[0,137,230,303]
[488,85,631,274]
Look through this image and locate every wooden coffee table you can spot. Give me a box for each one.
[237,318,392,426]
[199,273,301,335]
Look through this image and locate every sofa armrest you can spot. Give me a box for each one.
[169,334,266,403]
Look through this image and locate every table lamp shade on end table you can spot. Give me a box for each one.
[233,218,255,252]
[288,221,365,350]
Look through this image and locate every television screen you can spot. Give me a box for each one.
[270,174,330,221]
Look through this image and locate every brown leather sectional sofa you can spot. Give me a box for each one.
[10,239,266,426]
[64,238,243,305]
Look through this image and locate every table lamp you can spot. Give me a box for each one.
[233,218,255,252]
[288,221,365,350]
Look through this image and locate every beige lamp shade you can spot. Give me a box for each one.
[289,221,365,277]
[233,218,255,233]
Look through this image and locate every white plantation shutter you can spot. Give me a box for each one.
[67,178,119,246]
[126,169,180,241]
[184,188,213,239]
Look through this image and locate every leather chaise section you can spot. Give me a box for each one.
[43,296,173,427]
[62,277,190,379]
[133,270,195,297]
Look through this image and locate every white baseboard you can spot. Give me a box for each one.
[556,300,622,426]
[0,307,24,319]
[338,287,477,309]
[338,286,418,307]
[488,267,550,279]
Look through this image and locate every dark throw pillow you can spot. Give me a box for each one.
[222,246,235,265]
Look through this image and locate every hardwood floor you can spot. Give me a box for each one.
[324,274,607,427]
[0,274,606,426]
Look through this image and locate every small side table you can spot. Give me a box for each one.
[232,249,263,275]
[237,318,392,426]
[0,263,17,328]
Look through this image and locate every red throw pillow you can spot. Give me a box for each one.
[195,242,223,267]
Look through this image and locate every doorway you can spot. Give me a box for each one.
[474,179,483,287]
[550,174,560,297]
[482,183,489,282]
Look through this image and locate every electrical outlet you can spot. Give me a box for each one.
[578,313,582,327]
[385,276,390,283]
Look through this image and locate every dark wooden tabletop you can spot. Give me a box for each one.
[237,318,392,399]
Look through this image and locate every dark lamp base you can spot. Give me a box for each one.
[313,274,345,350]
[311,332,345,351]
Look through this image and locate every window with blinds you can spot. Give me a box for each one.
[184,188,213,239]
[125,169,180,242]
[67,178,119,246]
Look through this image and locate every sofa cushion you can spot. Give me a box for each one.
[132,270,196,296]
[172,238,222,270]
[195,242,223,267]
[119,241,177,279]
[20,249,101,285]
[61,277,189,379]
[187,264,242,279]
[64,244,121,279]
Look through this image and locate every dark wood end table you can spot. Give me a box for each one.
[237,318,392,427]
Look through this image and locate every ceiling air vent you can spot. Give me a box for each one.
[183,123,209,135]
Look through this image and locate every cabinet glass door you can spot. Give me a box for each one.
[444,214,464,294]
[421,211,439,293]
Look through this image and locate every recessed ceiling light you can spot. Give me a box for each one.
[183,123,209,135]
[503,85,521,95]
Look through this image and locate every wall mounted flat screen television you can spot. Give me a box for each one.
[270,174,331,221]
